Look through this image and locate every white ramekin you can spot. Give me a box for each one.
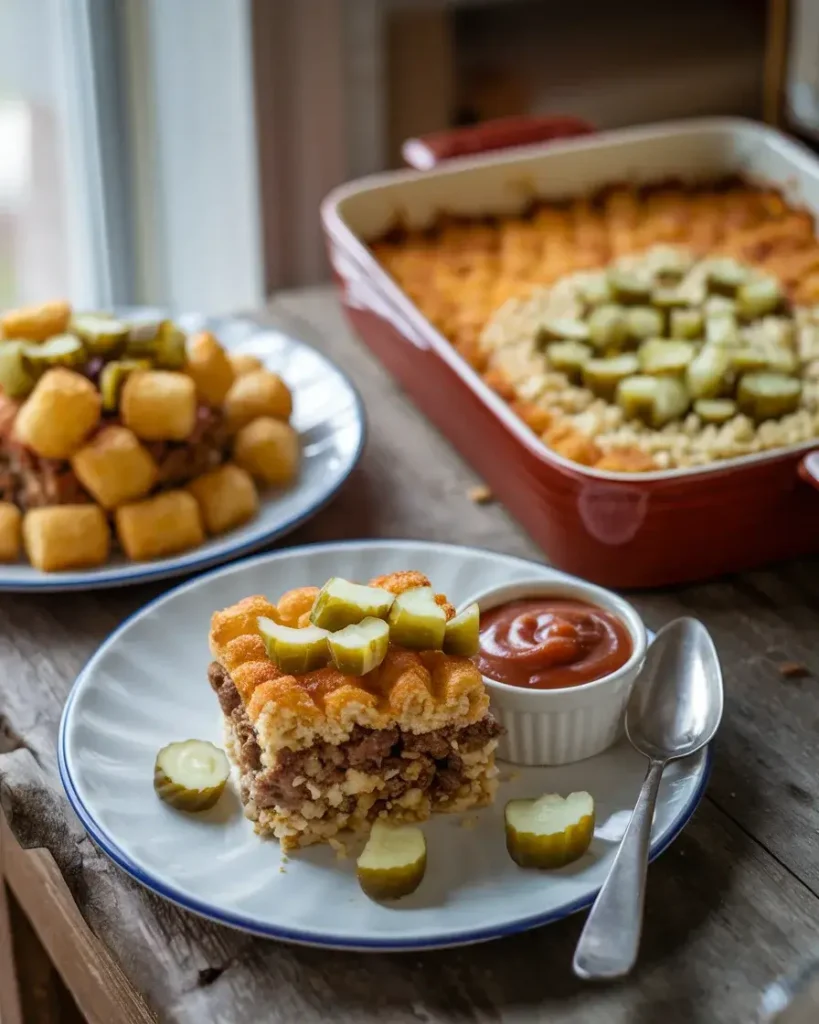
[461,577,647,766]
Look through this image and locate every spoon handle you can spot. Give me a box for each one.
[573,757,666,980]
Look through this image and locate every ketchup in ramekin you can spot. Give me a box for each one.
[475,598,632,690]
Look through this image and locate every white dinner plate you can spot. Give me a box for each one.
[59,540,711,951]
[0,311,365,592]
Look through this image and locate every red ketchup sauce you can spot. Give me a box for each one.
[475,598,632,690]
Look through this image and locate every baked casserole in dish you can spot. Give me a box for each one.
[323,118,819,587]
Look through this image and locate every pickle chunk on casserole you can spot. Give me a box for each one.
[207,570,502,851]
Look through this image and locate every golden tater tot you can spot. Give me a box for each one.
[71,426,158,509]
[115,490,204,560]
[121,370,196,442]
[187,463,258,534]
[23,505,110,572]
[1,300,71,342]
[229,352,264,377]
[223,370,292,432]
[14,368,101,459]
[276,586,319,627]
[0,502,22,562]
[185,331,235,407]
[232,416,300,486]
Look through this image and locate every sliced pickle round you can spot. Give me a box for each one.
[124,319,160,359]
[705,313,740,347]
[670,308,704,340]
[70,313,128,356]
[154,740,229,812]
[617,375,689,428]
[328,617,390,676]
[706,258,749,296]
[736,372,801,422]
[310,577,395,631]
[546,340,592,382]
[693,398,738,424]
[99,359,152,412]
[258,615,331,673]
[505,791,594,869]
[23,334,85,371]
[608,269,651,305]
[587,304,628,351]
[388,586,446,650]
[443,602,480,657]
[686,344,731,400]
[0,341,36,398]
[638,339,696,376]
[582,353,640,401]
[536,318,590,346]
[357,821,427,901]
[737,277,784,320]
[155,321,187,369]
[625,306,664,343]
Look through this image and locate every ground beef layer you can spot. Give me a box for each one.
[208,660,502,849]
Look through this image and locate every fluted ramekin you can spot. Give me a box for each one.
[461,577,647,766]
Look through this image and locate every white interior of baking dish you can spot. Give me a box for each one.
[322,118,819,482]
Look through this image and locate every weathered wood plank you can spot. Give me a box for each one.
[0,287,818,1024]
[0,815,23,1024]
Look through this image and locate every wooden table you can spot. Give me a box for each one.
[2,287,818,1024]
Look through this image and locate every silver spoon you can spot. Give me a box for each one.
[573,617,723,980]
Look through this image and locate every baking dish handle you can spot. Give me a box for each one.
[798,450,819,490]
[402,115,595,170]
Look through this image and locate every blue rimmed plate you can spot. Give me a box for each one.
[59,540,710,951]
[0,312,365,591]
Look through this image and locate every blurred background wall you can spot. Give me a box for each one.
[0,0,811,315]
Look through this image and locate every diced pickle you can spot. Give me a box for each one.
[258,616,331,673]
[650,286,689,311]
[582,354,640,401]
[729,348,770,375]
[704,295,737,318]
[587,304,628,351]
[670,308,704,340]
[705,314,740,347]
[616,375,689,427]
[328,617,390,676]
[546,340,592,382]
[357,822,427,901]
[23,334,85,371]
[70,313,127,356]
[608,269,651,305]
[706,258,749,296]
[578,273,612,308]
[154,740,229,812]
[736,372,801,421]
[99,359,151,412]
[442,602,480,657]
[310,577,395,631]
[755,316,796,350]
[625,306,664,343]
[765,346,798,375]
[686,344,731,400]
[388,586,446,650]
[638,339,696,376]
[737,277,784,320]
[505,792,595,870]
[694,398,738,424]
[536,318,590,345]
[154,321,187,369]
[0,342,35,398]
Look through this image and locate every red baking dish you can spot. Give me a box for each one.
[321,117,819,588]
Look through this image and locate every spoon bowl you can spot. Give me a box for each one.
[626,617,723,762]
